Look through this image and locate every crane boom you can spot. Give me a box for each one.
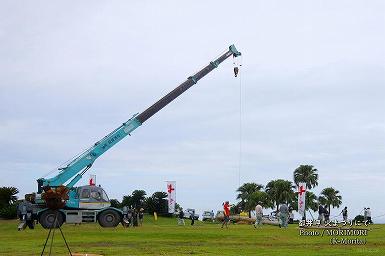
[37,44,241,192]
[137,45,241,123]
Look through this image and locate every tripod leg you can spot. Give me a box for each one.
[40,211,58,256]
[58,225,72,256]
[41,227,53,256]
[48,224,56,256]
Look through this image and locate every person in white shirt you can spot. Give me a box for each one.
[366,207,372,224]
[254,202,263,228]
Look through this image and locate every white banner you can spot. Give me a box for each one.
[167,181,176,213]
[298,182,306,216]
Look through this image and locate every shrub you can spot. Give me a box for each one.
[354,215,364,222]
[0,204,17,219]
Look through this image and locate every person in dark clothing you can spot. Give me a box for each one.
[178,210,185,225]
[17,199,34,230]
[139,208,144,226]
[318,204,325,224]
[126,208,133,227]
[324,205,330,222]
[190,210,195,226]
[132,209,138,227]
[341,206,348,221]
[288,206,294,224]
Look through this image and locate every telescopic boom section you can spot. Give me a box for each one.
[38,45,241,190]
[137,45,241,123]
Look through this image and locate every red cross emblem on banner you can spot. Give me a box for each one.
[167,184,175,193]
[299,185,306,195]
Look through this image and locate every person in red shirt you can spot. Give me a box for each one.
[221,201,231,228]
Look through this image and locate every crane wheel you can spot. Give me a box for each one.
[98,209,120,227]
[39,210,64,229]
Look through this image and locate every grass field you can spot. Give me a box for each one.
[0,217,384,256]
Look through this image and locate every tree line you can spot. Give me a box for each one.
[235,165,343,218]
[110,190,177,216]
[0,187,173,219]
[1,165,341,220]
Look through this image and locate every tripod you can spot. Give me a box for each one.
[40,211,72,256]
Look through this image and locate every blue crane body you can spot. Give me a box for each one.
[28,45,241,229]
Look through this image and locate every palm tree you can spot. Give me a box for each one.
[236,183,263,217]
[145,191,168,214]
[0,187,19,207]
[305,191,319,212]
[293,165,319,189]
[121,195,132,207]
[318,187,342,215]
[109,199,121,208]
[265,179,295,211]
[246,191,272,212]
[131,190,147,209]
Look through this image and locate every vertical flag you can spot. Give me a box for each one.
[166,181,176,213]
[298,182,306,217]
[89,174,96,186]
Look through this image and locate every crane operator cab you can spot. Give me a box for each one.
[77,185,111,210]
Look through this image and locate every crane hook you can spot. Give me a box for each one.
[234,66,239,77]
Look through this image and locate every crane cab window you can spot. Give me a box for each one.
[91,190,102,201]
[91,187,109,202]
[80,188,90,199]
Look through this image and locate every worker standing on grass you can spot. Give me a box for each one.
[254,202,263,228]
[133,209,138,227]
[139,208,144,226]
[364,208,368,222]
[178,210,185,225]
[366,207,373,224]
[318,204,325,224]
[221,201,231,228]
[341,207,348,221]
[127,208,133,227]
[324,205,330,222]
[288,206,294,224]
[190,210,195,226]
[279,203,289,228]
[17,194,35,230]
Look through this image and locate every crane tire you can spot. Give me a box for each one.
[39,210,64,229]
[98,209,120,227]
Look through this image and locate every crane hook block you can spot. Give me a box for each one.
[234,66,239,77]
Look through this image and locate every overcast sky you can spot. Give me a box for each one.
[1,0,384,222]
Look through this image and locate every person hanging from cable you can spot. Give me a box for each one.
[234,66,239,77]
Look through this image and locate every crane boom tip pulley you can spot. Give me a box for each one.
[229,44,242,57]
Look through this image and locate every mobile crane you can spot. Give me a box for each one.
[23,45,241,229]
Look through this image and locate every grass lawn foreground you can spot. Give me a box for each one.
[0,216,384,255]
